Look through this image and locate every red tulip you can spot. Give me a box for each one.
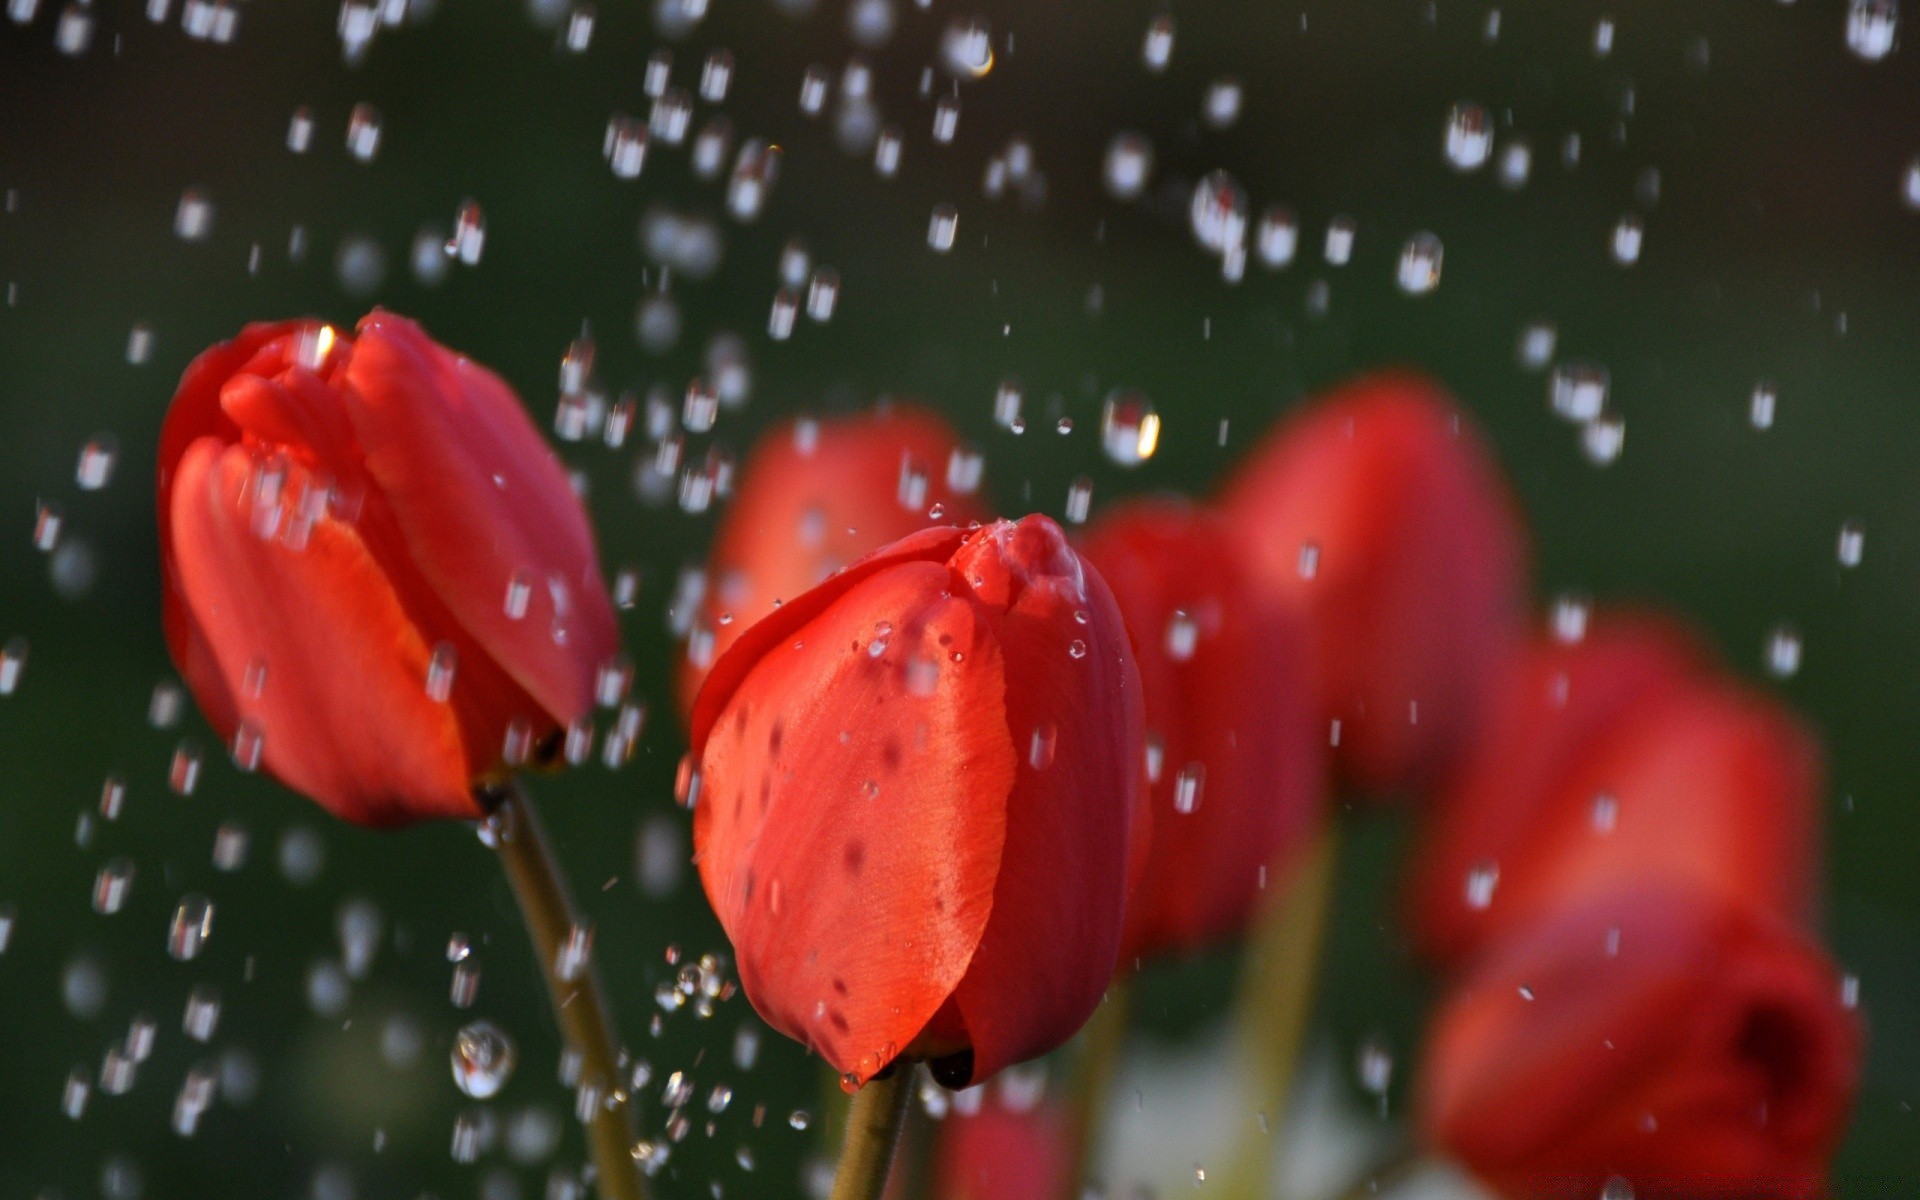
[1079,497,1325,963]
[690,516,1142,1087]
[676,404,987,720]
[1418,884,1862,1199]
[1406,617,1822,971]
[158,314,620,827]
[1220,371,1527,796]
[933,1102,1071,1200]
[1406,612,1709,967]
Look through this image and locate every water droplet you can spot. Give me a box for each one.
[1064,476,1093,524]
[1396,231,1444,294]
[448,199,486,265]
[1750,381,1778,430]
[1444,102,1492,170]
[76,435,118,490]
[928,203,959,251]
[1847,0,1897,61]
[940,17,994,77]
[1837,520,1865,568]
[1323,215,1357,265]
[1765,624,1802,678]
[1581,413,1626,466]
[1100,391,1160,466]
[1141,13,1174,71]
[183,985,221,1041]
[1610,214,1644,265]
[452,1019,517,1099]
[1255,206,1298,269]
[346,102,382,162]
[1203,78,1242,129]
[93,858,135,914]
[1465,862,1499,910]
[806,268,840,321]
[168,742,202,795]
[1189,170,1247,256]
[167,894,215,961]
[1097,132,1156,205]
[1172,763,1206,813]
[1550,362,1609,422]
[932,94,961,143]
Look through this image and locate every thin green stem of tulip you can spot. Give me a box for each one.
[829,1066,916,1200]
[488,780,646,1200]
[1213,826,1343,1200]
[1063,981,1133,1197]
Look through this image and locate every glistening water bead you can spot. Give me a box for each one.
[451,1019,517,1099]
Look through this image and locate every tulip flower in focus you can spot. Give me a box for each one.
[1220,371,1527,796]
[1406,616,1822,970]
[1079,497,1325,964]
[933,1101,1072,1200]
[690,516,1142,1087]
[1418,884,1862,1200]
[676,404,987,719]
[157,314,620,826]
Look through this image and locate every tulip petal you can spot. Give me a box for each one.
[695,560,1014,1082]
[675,406,987,718]
[341,312,618,727]
[169,438,480,825]
[1420,887,1860,1199]
[944,521,1143,1083]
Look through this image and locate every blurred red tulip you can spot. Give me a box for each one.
[1418,884,1862,1199]
[1080,497,1325,964]
[1220,371,1527,796]
[933,1102,1072,1200]
[1406,616,1822,971]
[690,516,1142,1087]
[675,404,987,719]
[158,314,619,827]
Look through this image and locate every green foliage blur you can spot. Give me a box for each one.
[2,0,1918,1195]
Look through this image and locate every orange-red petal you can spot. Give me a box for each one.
[168,439,479,825]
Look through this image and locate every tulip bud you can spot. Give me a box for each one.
[1418,884,1862,1200]
[1220,371,1527,796]
[158,314,620,826]
[1079,498,1325,964]
[675,404,988,720]
[690,516,1142,1087]
[1407,613,1822,970]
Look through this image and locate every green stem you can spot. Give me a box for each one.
[829,1068,916,1200]
[488,780,646,1200]
[1063,982,1132,1198]
[1214,826,1342,1200]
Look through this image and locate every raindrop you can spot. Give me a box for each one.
[1142,13,1174,71]
[1189,170,1247,255]
[1765,624,1802,679]
[1255,206,1298,269]
[1103,132,1153,200]
[76,436,117,490]
[1552,594,1591,644]
[167,895,215,961]
[1465,862,1499,910]
[1497,138,1532,189]
[1749,381,1777,430]
[346,103,382,162]
[1444,103,1492,170]
[1837,520,1865,568]
[0,637,26,695]
[168,742,202,795]
[932,95,960,143]
[447,1021,514,1098]
[212,823,249,871]
[1581,414,1626,466]
[1063,476,1093,524]
[1610,215,1644,265]
[928,203,959,252]
[1846,0,1897,61]
[874,126,903,176]
[605,116,648,179]
[1203,78,1242,130]
[1164,611,1198,662]
[127,323,155,364]
[1550,363,1608,422]
[1323,216,1357,265]
[93,858,135,915]
[1100,392,1160,466]
[940,17,993,77]
[798,65,829,116]
[1396,232,1443,294]
[1517,321,1556,370]
[1172,763,1205,813]
[806,268,840,321]
[174,189,214,241]
[1593,15,1616,56]
[183,986,221,1041]
[449,199,486,266]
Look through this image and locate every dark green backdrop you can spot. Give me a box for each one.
[2,0,1917,1195]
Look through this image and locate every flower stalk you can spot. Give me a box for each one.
[486,780,646,1200]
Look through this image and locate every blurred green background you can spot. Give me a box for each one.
[3,0,1918,1195]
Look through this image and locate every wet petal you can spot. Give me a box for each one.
[169,439,479,825]
[695,560,1014,1082]
[342,311,618,726]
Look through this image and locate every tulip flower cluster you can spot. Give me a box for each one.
[157,313,1860,1200]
